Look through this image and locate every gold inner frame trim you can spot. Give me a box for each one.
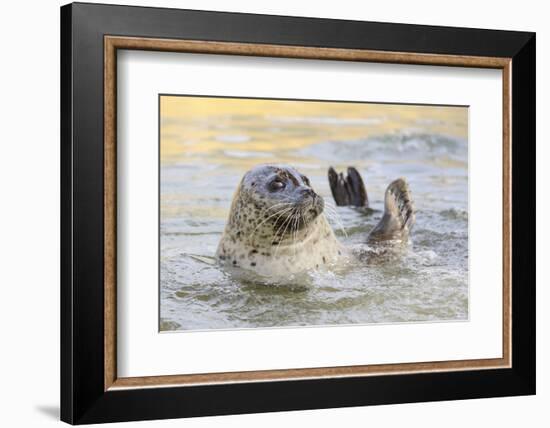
[104,35,512,391]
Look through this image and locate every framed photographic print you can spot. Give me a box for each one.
[60,2,536,424]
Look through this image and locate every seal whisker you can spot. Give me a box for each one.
[269,206,296,241]
[251,205,293,235]
[300,211,307,230]
[296,211,306,259]
[326,212,348,239]
[292,213,299,260]
[263,201,293,212]
[255,201,293,221]
[273,211,296,256]
[271,210,293,243]
[252,201,292,223]
[250,206,294,247]
[324,200,348,238]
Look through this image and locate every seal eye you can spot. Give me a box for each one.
[269,179,285,192]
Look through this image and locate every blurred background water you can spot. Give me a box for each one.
[159,96,468,331]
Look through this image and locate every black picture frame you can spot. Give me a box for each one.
[61,2,535,424]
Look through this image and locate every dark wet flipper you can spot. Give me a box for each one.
[328,167,347,205]
[368,178,415,244]
[347,167,368,207]
[328,166,368,207]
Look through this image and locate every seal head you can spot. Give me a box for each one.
[239,164,324,236]
[216,165,342,276]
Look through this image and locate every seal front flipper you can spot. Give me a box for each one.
[328,166,368,207]
[368,178,415,244]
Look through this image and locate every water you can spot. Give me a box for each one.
[160,97,468,331]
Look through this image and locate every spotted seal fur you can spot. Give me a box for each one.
[216,164,414,277]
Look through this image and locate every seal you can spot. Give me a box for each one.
[216,164,415,277]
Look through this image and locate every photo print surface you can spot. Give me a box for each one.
[159,95,469,331]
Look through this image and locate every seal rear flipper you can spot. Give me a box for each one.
[328,166,368,207]
[368,178,415,244]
